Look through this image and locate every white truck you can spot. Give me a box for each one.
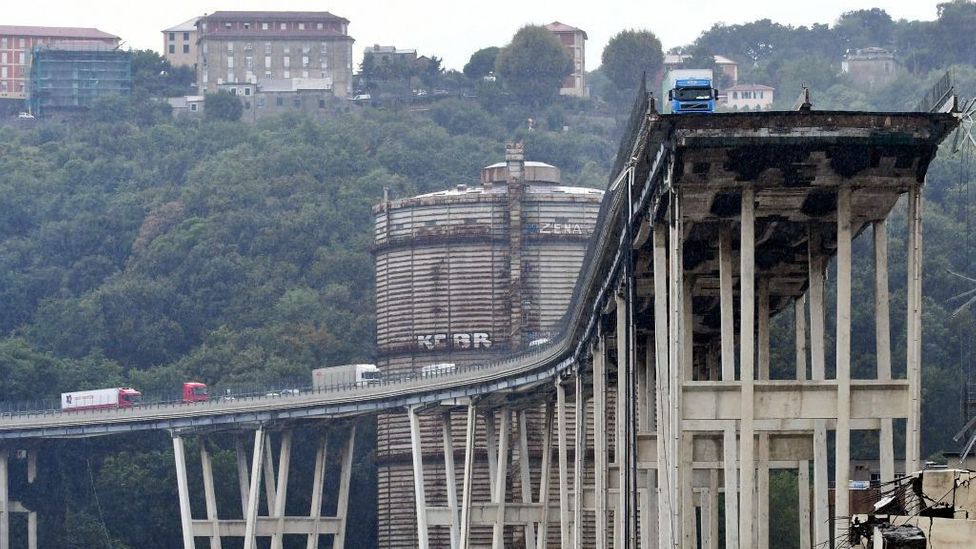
[312,364,381,389]
[61,387,142,411]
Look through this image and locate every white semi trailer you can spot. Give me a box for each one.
[312,364,381,389]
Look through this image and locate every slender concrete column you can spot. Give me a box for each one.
[669,197,684,547]
[906,185,923,475]
[236,437,251,516]
[262,434,277,514]
[537,402,555,549]
[813,423,829,547]
[460,404,477,549]
[616,290,630,549]
[200,438,223,549]
[492,408,512,549]
[306,435,328,549]
[646,334,656,429]
[757,277,770,549]
[442,412,461,549]
[795,295,807,381]
[573,377,587,549]
[517,410,537,549]
[639,340,650,429]
[485,412,498,502]
[594,337,609,549]
[27,449,36,549]
[556,382,571,549]
[699,487,712,549]
[653,224,673,549]
[172,436,195,549]
[334,425,356,549]
[719,225,735,382]
[723,425,739,549]
[874,221,895,483]
[738,185,756,548]
[271,430,294,549]
[835,185,852,542]
[798,461,811,549]
[708,469,719,549]
[243,428,266,549]
[0,450,7,549]
[808,227,826,382]
[680,434,694,549]
[409,406,430,549]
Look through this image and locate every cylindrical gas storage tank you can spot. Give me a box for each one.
[373,144,604,548]
[373,147,603,376]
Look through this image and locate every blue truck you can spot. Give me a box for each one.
[664,69,718,114]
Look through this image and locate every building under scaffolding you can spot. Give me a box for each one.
[28,42,131,116]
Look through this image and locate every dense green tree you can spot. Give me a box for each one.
[834,8,895,50]
[495,25,573,106]
[130,50,195,97]
[601,30,664,97]
[203,91,242,121]
[463,46,500,79]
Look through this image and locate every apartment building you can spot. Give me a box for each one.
[544,21,587,97]
[162,17,199,69]
[0,25,119,100]
[196,11,354,98]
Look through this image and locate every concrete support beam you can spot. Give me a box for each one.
[719,225,735,383]
[835,184,852,542]
[409,406,430,549]
[243,428,265,549]
[738,185,756,549]
[200,438,223,549]
[669,195,684,547]
[236,437,251,516]
[27,449,36,549]
[874,221,895,484]
[442,411,461,549]
[795,295,807,382]
[271,430,293,549]
[723,425,739,549]
[517,410,537,549]
[813,422,829,547]
[460,404,477,549]
[492,408,511,549]
[906,184,923,475]
[594,337,609,549]
[335,426,356,548]
[798,461,811,549]
[306,435,328,549]
[172,435,196,549]
[757,277,770,549]
[653,223,674,549]
[573,376,587,549]
[536,401,554,549]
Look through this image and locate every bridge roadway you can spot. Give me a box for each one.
[0,101,958,549]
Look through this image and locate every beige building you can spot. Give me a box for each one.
[544,21,587,97]
[196,11,354,98]
[724,83,775,110]
[161,17,199,69]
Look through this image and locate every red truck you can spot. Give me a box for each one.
[59,382,208,411]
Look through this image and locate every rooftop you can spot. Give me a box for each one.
[544,21,587,40]
[163,17,201,33]
[725,83,775,91]
[0,25,118,40]
[203,11,349,23]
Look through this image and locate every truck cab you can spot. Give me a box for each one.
[182,382,209,403]
[669,78,718,114]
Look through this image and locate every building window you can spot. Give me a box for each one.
[262,23,269,30]
[183,32,190,41]
[229,87,236,95]
[227,42,233,52]
[169,32,175,41]
[320,42,328,54]
[265,43,272,54]
[283,46,290,55]
[302,56,309,67]
[759,91,764,99]
[169,44,175,54]
[0,53,6,63]
[19,38,25,48]
[302,70,309,78]
[317,23,323,30]
[0,38,6,49]
[18,52,24,64]
[1,67,6,78]
[190,103,197,111]
[298,23,305,30]
[293,97,301,107]
[276,96,284,106]
[244,100,250,109]
[264,56,271,67]
[244,87,251,96]
[243,23,251,30]
[320,59,328,69]
[283,70,290,79]
[280,23,287,30]
[283,57,290,68]
[227,57,234,68]
[224,22,232,29]
[183,44,190,54]
[318,98,325,108]
[245,56,253,70]
[264,71,271,78]
[227,70,234,82]
[257,96,265,107]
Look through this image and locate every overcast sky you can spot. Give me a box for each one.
[3,1,944,71]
